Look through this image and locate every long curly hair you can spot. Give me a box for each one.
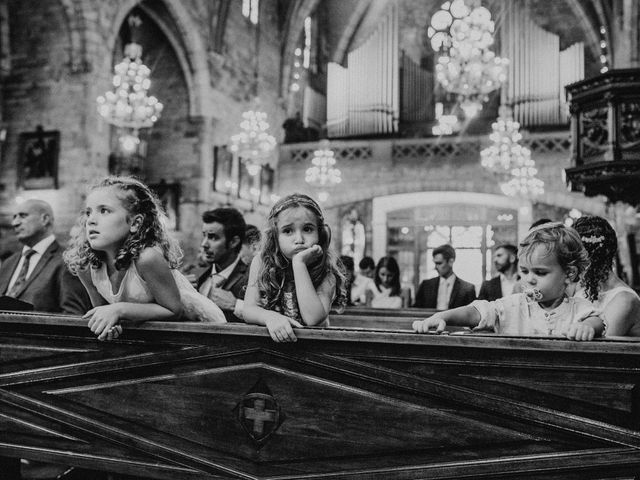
[573,215,618,302]
[374,256,401,296]
[257,193,347,313]
[518,221,589,282]
[63,176,182,274]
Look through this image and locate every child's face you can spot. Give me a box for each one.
[378,267,395,288]
[519,245,570,306]
[276,206,319,259]
[84,187,132,254]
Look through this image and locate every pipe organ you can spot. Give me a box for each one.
[501,2,584,126]
[327,5,399,137]
[400,52,434,123]
[302,86,326,132]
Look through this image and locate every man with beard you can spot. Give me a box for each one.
[197,207,249,322]
[478,244,519,301]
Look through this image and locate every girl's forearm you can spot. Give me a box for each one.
[440,305,481,327]
[244,304,290,326]
[583,315,605,336]
[292,260,328,325]
[114,302,178,324]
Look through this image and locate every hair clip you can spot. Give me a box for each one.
[581,235,604,245]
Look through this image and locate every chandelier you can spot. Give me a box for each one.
[229,107,277,176]
[500,159,545,197]
[481,111,544,197]
[96,42,163,133]
[305,140,342,201]
[429,0,508,117]
[480,118,526,173]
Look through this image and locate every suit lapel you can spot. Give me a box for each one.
[196,266,213,290]
[0,254,20,294]
[15,242,58,297]
[224,260,247,290]
[448,277,460,309]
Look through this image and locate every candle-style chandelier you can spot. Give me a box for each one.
[229,17,276,177]
[96,16,163,158]
[428,0,508,118]
[480,117,526,173]
[500,159,545,197]
[305,140,342,201]
[481,110,544,197]
[229,107,276,176]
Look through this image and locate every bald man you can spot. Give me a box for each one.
[0,199,90,314]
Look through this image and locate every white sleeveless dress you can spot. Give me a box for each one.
[593,286,640,337]
[91,262,227,324]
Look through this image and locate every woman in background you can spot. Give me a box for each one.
[573,215,640,336]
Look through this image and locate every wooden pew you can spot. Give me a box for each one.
[2,311,640,479]
[338,306,438,318]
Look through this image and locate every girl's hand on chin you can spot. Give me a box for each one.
[293,245,323,266]
[84,304,122,341]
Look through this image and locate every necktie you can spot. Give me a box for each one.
[200,273,226,298]
[212,273,226,288]
[7,249,36,297]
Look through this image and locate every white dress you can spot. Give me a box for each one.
[91,262,227,324]
[578,285,640,336]
[367,284,402,309]
[471,293,597,336]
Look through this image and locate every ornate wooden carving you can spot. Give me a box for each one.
[565,69,640,205]
[2,312,640,479]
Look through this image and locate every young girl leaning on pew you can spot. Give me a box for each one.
[243,193,347,343]
[413,222,604,341]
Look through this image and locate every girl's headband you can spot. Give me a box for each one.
[269,194,324,222]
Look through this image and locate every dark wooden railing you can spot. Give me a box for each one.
[2,310,640,479]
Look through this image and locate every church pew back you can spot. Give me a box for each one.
[2,311,640,479]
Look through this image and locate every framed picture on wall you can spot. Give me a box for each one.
[18,126,60,189]
[150,181,180,231]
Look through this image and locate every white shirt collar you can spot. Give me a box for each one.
[213,254,240,279]
[440,274,456,285]
[23,234,55,256]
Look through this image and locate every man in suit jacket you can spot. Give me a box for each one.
[197,207,249,322]
[413,244,476,309]
[478,244,519,301]
[0,199,90,314]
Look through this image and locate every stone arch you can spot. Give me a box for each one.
[106,0,211,118]
[370,192,533,262]
[280,0,319,99]
[562,0,605,63]
[56,0,90,72]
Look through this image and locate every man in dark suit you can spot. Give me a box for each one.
[0,199,90,314]
[413,244,476,310]
[478,244,519,301]
[197,207,249,322]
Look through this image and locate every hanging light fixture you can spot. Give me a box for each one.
[500,158,545,197]
[480,117,526,173]
[481,109,544,197]
[429,0,508,118]
[229,13,276,177]
[229,107,276,176]
[96,16,163,163]
[305,140,342,201]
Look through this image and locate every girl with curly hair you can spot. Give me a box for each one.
[414,222,603,341]
[243,193,347,342]
[64,176,225,341]
[573,215,640,336]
